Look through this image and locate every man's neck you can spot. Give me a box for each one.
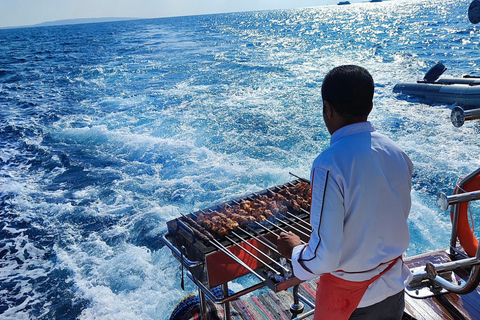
[329,117,368,135]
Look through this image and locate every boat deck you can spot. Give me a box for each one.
[193,249,480,320]
[404,250,480,320]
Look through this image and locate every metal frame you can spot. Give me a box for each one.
[187,271,265,320]
[163,176,316,319]
[163,232,317,319]
[408,167,480,298]
[162,234,267,319]
[166,231,322,319]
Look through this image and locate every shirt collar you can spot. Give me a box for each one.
[330,121,375,145]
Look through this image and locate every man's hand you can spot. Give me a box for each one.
[276,231,302,259]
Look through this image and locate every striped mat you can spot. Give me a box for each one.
[175,281,317,320]
[229,281,317,320]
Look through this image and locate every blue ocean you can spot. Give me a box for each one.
[1,0,480,318]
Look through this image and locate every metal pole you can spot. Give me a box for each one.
[451,106,480,127]
[222,283,231,320]
[198,288,207,320]
[290,284,305,317]
[437,190,480,211]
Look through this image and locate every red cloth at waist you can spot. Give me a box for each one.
[313,256,402,320]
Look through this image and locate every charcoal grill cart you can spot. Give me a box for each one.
[162,178,315,319]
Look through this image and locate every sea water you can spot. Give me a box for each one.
[1,0,480,318]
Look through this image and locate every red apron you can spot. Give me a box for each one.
[313,256,402,320]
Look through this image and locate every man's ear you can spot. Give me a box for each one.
[323,101,334,119]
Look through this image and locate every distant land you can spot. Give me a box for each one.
[34,17,141,27]
[1,17,141,29]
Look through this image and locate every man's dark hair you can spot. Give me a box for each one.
[321,65,374,118]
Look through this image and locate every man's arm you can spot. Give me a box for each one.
[288,167,345,280]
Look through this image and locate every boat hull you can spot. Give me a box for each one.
[393,81,480,106]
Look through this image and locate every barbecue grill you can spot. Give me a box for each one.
[162,177,315,319]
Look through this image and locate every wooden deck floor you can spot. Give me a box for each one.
[404,249,480,320]
[188,249,480,319]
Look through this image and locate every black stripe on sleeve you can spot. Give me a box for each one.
[298,170,329,265]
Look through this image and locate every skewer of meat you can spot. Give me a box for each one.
[179,213,266,282]
[195,181,311,237]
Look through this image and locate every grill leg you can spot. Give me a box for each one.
[222,283,231,320]
[290,284,305,318]
[198,288,207,320]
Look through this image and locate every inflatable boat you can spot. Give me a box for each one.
[393,63,480,106]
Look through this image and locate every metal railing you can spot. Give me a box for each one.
[451,106,480,127]
[409,167,480,296]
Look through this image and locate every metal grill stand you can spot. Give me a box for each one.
[290,284,305,316]
[163,179,314,319]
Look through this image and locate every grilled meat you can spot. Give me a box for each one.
[196,181,311,237]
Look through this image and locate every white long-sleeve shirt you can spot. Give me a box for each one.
[291,121,413,308]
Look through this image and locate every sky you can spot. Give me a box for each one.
[0,0,345,28]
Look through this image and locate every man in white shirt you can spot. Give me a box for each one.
[277,65,413,320]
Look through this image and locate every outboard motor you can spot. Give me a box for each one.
[469,0,480,24]
[423,63,447,83]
